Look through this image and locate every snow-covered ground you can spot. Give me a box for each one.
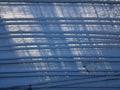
[0,1,120,90]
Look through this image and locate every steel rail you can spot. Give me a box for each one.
[0,41,120,48]
[0,70,120,74]
[1,17,120,21]
[0,71,119,74]
[0,45,120,52]
[0,0,119,4]
[0,34,119,40]
[0,74,120,78]
[0,56,119,61]
[32,86,120,90]
[0,31,119,35]
[0,59,120,65]
[0,21,120,25]
[1,38,118,42]
[0,57,119,62]
[30,87,120,89]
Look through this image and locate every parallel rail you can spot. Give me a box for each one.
[1,17,120,21]
[0,0,120,4]
[0,21,120,25]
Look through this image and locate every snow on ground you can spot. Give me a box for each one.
[0,1,120,90]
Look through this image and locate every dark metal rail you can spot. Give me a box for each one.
[0,69,120,74]
[0,31,119,35]
[0,41,119,48]
[0,45,120,52]
[1,17,120,21]
[0,56,119,61]
[0,21,120,25]
[0,0,119,4]
[0,41,119,47]
[0,74,120,78]
[0,59,120,65]
[0,34,119,40]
